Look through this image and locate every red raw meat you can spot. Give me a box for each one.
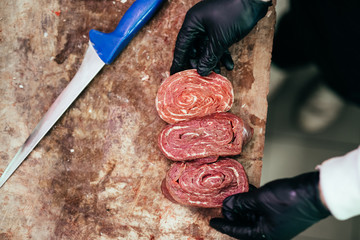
[156,69,234,124]
[158,112,253,161]
[161,157,249,208]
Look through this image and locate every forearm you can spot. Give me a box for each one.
[317,146,360,220]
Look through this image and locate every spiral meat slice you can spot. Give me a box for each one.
[161,157,249,208]
[156,69,234,124]
[158,112,253,161]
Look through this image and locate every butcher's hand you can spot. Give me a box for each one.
[210,172,331,240]
[170,0,272,76]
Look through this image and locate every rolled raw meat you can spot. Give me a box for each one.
[158,112,253,161]
[156,69,234,124]
[161,157,249,208]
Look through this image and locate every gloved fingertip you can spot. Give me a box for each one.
[170,62,185,75]
[197,60,214,76]
[197,44,219,76]
[223,194,236,206]
[170,60,178,74]
[169,66,177,75]
[249,184,258,192]
[197,68,212,76]
[225,60,234,71]
[210,218,254,240]
[209,218,227,231]
[222,195,239,221]
[221,51,234,71]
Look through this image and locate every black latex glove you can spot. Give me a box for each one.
[210,172,331,240]
[170,0,272,76]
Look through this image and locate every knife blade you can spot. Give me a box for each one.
[0,0,164,188]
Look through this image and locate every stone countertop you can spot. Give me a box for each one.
[0,0,275,239]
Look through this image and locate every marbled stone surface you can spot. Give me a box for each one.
[0,0,275,239]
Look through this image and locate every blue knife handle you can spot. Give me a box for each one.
[89,0,165,64]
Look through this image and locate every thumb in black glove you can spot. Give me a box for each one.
[170,0,272,76]
[210,172,331,240]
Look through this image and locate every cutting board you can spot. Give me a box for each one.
[0,0,276,239]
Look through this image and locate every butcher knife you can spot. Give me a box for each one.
[0,0,165,188]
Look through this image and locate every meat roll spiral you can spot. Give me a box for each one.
[156,69,234,124]
[158,112,253,161]
[161,157,249,208]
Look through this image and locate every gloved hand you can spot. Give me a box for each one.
[210,172,331,240]
[170,0,272,76]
